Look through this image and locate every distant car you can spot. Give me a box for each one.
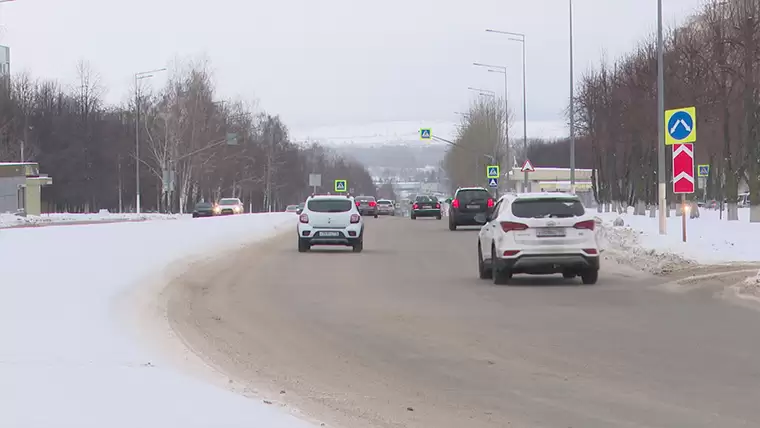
[216,198,244,215]
[448,187,495,230]
[297,194,364,252]
[296,203,305,214]
[376,199,395,216]
[192,201,215,218]
[354,196,378,218]
[477,192,600,285]
[411,195,442,220]
[285,205,299,213]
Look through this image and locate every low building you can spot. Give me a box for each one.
[0,162,53,216]
[506,167,595,207]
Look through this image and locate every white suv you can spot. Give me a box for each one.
[297,195,364,253]
[477,192,600,285]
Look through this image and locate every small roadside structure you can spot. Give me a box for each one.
[0,162,53,216]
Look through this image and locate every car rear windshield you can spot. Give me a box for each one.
[355,196,375,202]
[511,198,585,218]
[456,190,490,204]
[307,199,353,213]
[219,199,239,205]
[415,195,437,202]
[196,202,212,209]
[377,200,392,205]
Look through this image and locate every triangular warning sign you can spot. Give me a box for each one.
[521,159,535,173]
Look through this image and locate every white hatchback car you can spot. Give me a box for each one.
[297,195,364,253]
[477,192,600,285]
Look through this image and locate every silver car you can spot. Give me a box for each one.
[376,199,395,216]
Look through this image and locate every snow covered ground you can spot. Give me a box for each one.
[0,213,314,428]
[595,207,760,273]
[0,211,186,228]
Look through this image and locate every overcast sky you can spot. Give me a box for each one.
[4,0,707,138]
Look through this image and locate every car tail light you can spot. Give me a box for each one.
[369,201,376,207]
[574,220,595,231]
[452,199,460,208]
[350,214,360,223]
[412,203,419,210]
[299,213,309,223]
[435,202,441,209]
[355,201,360,207]
[501,221,528,232]
[487,198,494,208]
[503,250,520,256]
[583,248,598,255]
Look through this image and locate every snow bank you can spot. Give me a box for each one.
[0,214,313,428]
[596,207,760,266]
[0,211,185,228]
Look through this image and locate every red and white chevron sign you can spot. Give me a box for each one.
[672,143,695,194]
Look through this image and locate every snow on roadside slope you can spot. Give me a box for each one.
[0,211,185,228]
[0,213,314,428]
[595,207,760,272]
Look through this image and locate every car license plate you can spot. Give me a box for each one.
[536,227,566,237]
[320,231,340,237]
[422,204,430,208]
[467,204,479,209]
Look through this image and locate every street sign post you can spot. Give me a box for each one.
[486,165,500,179]
[334,179,347,193]
[665,107,696,145]
[697,164,709,177]
[488,178,498,188]
[420,128,432,140]
[672,143,694,243]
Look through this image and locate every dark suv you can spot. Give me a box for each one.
[448,187,494,230]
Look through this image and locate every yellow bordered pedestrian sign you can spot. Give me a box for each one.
[420,128,432,140]
[334,179,347,193]
[665,106,696,145]
[486,165,499,179]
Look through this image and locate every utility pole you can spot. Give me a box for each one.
[134,68,166,214]
[657,0,667,234]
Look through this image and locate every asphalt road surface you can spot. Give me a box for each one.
[168,216,760,428]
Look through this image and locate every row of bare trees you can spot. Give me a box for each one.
[0,59,376,213]
[570,0,760,221]
[442,97,510,192]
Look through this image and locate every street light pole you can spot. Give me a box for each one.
[657,0,667,234]
[134,68,166,214]
[474,62,509,193]
[485,29,528,192]
[569,0,576,194]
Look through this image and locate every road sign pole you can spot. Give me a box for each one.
[682,194,687,243]
[657,0,666,235]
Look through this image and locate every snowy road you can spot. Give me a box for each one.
[168,216,760,428]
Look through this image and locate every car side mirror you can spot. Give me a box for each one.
[296,208,303,214]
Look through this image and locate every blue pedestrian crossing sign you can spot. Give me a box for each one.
[419,128,432,140]
[486,165,500,179]
[665,106,696,145]
[488,178,498,188]
[334,179,347,193]
[698,164,710,177]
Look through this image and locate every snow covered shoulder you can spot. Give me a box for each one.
[0,213,314,428]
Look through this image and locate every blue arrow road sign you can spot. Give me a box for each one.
[667,110,694,141]
[488,178,498,188]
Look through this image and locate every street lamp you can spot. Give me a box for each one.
[467,86,496,97]
[134,67,166,214]
[485,28,529,192]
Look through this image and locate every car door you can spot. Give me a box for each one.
[479,199,503,260]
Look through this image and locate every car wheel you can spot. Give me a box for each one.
[581,269,599,285]
[411,215,416,220]
[478,243,492,279]
[491,246,511,285]
[436,214,442,220]
[449,221,456,231]
[298,238,310,253]
[192,214,198,218]
[352,240,364,253]
[562,271,576,279]
[374,214,378,219]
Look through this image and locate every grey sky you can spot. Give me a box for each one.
[4,0,705,139]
